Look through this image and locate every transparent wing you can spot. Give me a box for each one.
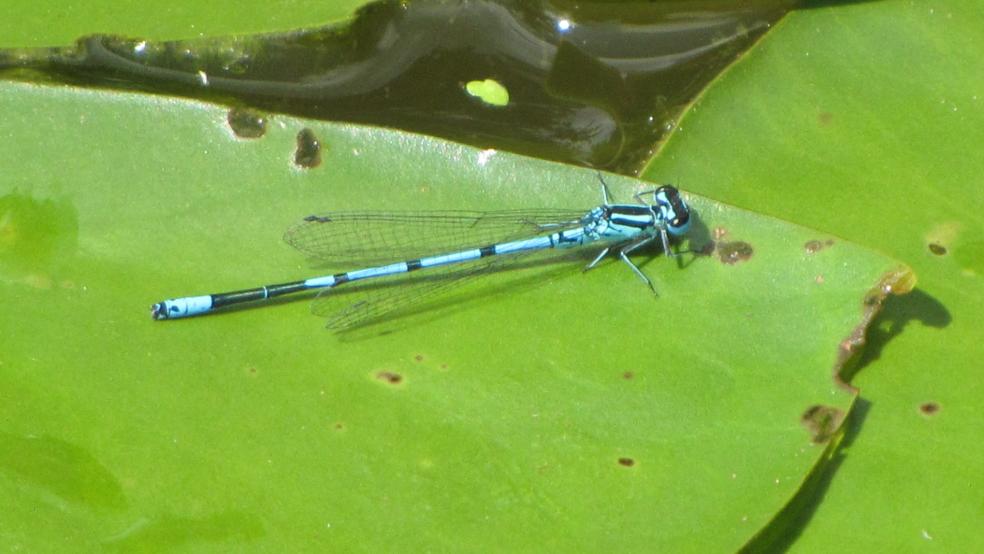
[313,244,583,332]
[283,209,588,265]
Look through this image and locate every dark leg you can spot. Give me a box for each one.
[597,173,614,205]
[633,189,660,205]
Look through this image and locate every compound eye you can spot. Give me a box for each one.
[668,211,691,234]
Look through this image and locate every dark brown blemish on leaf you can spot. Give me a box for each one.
[227,107,268,139]
[818,111,834,126]
[414,354,424,362]
[376,371,403,385]
[618,457,636,467]
[919,402,940,416]
[622,371,634,380]
[805,239,834,254]
[801,404,846,444]
[928,243,947,256]
[294,128,322,168]
[717,241,753,265]
[334,422,346,431]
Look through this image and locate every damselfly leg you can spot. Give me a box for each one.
[619,236,659,293]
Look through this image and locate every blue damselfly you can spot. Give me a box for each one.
[151,178,692,330]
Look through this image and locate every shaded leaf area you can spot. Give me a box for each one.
[0,0,790,173]
[642,0,983,549]
[0,81,907,550]
[0,433,126,510]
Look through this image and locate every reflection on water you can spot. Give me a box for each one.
[0,0,790,173]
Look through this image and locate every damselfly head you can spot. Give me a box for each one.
[654,185,691,236]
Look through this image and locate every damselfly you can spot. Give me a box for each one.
[151,178,692,330]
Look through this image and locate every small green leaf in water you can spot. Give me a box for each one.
[464,78,509,107]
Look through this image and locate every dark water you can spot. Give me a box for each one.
[0,0,792,173]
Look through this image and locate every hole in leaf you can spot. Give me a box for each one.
[294,128,322,168]
[227,108,267,138]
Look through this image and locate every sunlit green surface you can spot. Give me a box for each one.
[0,80,903,550]
[643,0,983,549]
[0,0,364,47]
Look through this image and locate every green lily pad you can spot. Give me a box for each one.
[0,81,906,550]
[0,0,364,47]
[642,0,984,549]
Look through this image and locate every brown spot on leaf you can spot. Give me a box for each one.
[717,241,753,265]
[805,239,833,254]
[919,402,940,416]
[801,405,846,444]
[376,371,403,385]
[928,243,947,256]
[622,371,634,380]
[618,457,636,467]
